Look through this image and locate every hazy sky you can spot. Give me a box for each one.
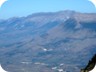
[0,0,96,19]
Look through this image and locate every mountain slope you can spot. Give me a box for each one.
[0,10,96,72]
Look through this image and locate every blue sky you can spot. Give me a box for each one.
[0,0,96,19]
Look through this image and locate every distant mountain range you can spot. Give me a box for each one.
[0,10,96,72]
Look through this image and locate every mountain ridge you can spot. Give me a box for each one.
[0,10,96,72]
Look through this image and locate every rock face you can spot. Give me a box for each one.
[81,54,96,72]
[0,10,96,72]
